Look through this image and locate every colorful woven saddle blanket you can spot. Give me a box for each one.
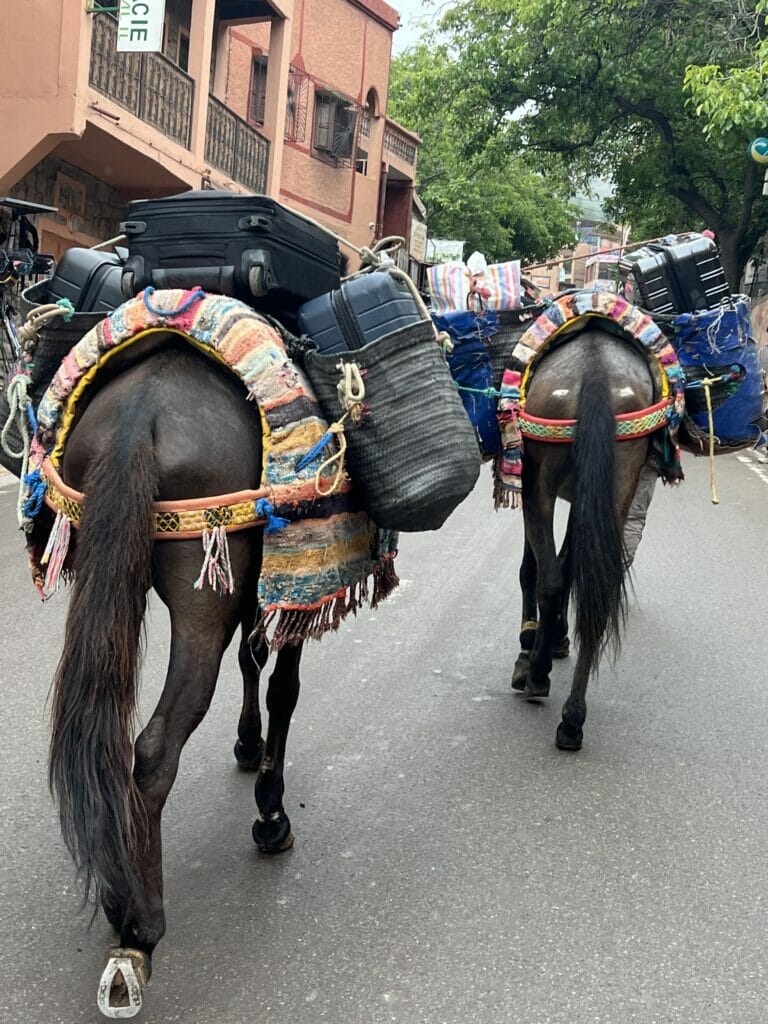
[494,291,687,509]
[24,288,398,648]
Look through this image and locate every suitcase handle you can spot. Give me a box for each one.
[150,266,237,294]
[238,215,272,232]
[121,220,147,236]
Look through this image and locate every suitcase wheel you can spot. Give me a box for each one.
[248,265,267,298]
[121,270,135,300]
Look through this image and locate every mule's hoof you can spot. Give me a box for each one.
[97,948,150,1019]
[525,677,550,700]
[234,738,264,771]
[511,652,530,691]
[555,721,583,751]
[552,636,570,659]
[253,812,294,854]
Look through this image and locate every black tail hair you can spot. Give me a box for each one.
[571,374,627,676]
[49,401,156,912]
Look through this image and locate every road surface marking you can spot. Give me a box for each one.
[736,453,768,487]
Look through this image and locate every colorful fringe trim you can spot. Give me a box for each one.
[494,291,687,508]
[24,289,399,643]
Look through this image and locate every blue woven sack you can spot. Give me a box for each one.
[433,311,501,457]
[673,297,764,446]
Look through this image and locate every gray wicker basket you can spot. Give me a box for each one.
[302,320,481,531]
[487,306,546,388]
[0,282,105,476]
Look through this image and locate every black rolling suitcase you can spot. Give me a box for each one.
[297,269,424,354]
[47,246,126,315]
[619,245,680,314]
[120,190,342,322]
[619,233,729,314]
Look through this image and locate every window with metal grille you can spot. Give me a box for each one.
[250,56,268,127]
[313,91,357,164]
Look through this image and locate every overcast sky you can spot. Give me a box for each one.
[391,0,451,53]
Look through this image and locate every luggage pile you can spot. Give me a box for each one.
[1,191,481,533]
[425,251,545,457]
[618,233,766,452]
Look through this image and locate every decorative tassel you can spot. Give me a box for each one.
[41,512,71,597]
[194,524,235,595]
[255,498,290,535]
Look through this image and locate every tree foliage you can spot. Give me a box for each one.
[684,1,768,140]
[426,0,768,287]
[388,44,576,263]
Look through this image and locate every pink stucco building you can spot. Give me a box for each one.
[0,0,421,270]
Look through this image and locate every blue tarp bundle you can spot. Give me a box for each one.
[432,310,501,457]
[673,297,764,445]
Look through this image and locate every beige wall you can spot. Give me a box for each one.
[0,0,409,261]
[221,0,398,250]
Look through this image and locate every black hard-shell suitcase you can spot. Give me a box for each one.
[120,190,342,321]
[619,246,680,314]
[297,269,424,354]
[47,246,126,315]
[620,233,729,314]
[662,234,729,311]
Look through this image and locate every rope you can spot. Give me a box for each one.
[142,286,205,317]
[1,373,35,529]
[16,299,75,349]
[314,417,349,496]
[701,378,719,505]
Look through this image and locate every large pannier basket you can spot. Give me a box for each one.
[301,318,481,531]
[487,305,548,388]
[0,282,107,477]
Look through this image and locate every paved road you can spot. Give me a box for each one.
[1,452,766,1024]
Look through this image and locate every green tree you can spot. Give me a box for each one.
[432,0,768,288]
[684,1,768,140]
[388,45,576,263]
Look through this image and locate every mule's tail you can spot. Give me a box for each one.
[49,407,157,912]
[571,372,627,675]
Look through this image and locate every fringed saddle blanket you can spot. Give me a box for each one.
[494,291,687,509]
[23,288,398,648]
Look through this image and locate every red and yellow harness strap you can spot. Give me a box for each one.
[42,458,268,540]
[518,397,673,444]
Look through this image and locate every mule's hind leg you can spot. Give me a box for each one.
[556,649,591,752]
[252,642,302,854]
[512,539,538,690]
[234,599,268,770]
[523,479,561,700]
[552,513,573,659]
[107,541,249,958]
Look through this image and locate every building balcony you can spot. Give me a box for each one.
[383,120,418,168]
[205,95,270,193]
[89,13,194,149]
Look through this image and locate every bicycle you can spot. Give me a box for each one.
[0,197,56,386]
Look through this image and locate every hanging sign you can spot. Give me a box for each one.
[116,0,166,52]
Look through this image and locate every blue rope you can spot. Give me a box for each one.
[256,498,290,535]
[25,401,37,434]
[55,298,75,322]
[22,468,46,519]
[143,286,205,318]
[295,430,334,472]
[454,382,503,399]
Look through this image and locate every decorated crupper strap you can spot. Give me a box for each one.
[494,290,687,509]
[23,288,398,648]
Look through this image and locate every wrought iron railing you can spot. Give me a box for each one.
[89,14,194,148]
[205,95,270,193]
[383,122,417,165]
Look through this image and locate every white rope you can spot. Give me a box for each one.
[1,373,33,528]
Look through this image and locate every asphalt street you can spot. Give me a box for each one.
[0,450,766,1024]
